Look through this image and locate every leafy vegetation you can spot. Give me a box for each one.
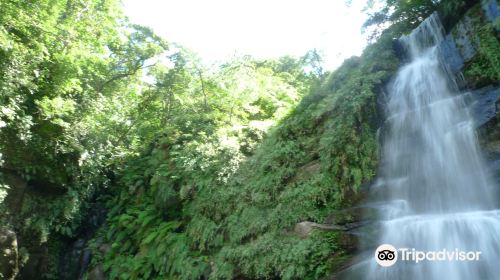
[462,12,500,87]
[94,24,399,279]
[0,0,496,279]
[0,0,167,277]
[362,0,477,40]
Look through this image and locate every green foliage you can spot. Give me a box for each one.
[199,36,397,279]
[101,204,207,280]
[97,26,398,279]
[362,0,476,40]
[463,23,500,87]
[0,0,168,277]
[362,0,438,40]
[0,0,410,278]
[364,0,437,27]
[94,52,316,279]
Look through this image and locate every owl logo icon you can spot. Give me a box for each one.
[375,244,397,267]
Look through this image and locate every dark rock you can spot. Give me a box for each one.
[293,218,372,239]
[482,0,500,22]
[453,16,477,63]
[392,39,409,63]
[79,248,92,278]
[438,34,465,74]
[293,221,346,238]
[436,1,499,90]
[470,85,500,127]
[58,203,108,279]
[325,206,375,226]
[1,170,27,214]
[478,99,500,185]
[18,246,49,280]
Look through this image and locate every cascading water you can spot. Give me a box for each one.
[348,13,500,279]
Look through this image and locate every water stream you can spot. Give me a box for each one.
[349,13,500,279]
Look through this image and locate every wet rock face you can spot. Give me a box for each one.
[438,34,465,75]
[0,227,18,280]
[58,203,107,280]
[483,0,500,21]
[478,93,500,185]
[436,0,499,89]
[471,85,500,192]
[449,15,477,64]
[470,86,500,127]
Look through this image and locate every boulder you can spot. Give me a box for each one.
[293,221,346,238]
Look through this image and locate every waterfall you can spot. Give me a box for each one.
[347,13,500,279]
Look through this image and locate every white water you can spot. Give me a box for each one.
[354,13,500,279]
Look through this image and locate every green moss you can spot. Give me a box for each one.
[463,23,500,87]
[452,3,500,87]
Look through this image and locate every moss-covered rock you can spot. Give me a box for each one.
[446,1,500,87]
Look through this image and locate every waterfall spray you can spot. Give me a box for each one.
[348,13,500,280]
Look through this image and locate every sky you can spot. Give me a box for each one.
[122,0,370,70]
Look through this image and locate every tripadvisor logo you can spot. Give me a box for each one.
[375,244,398,267]
[375,244,482,267]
